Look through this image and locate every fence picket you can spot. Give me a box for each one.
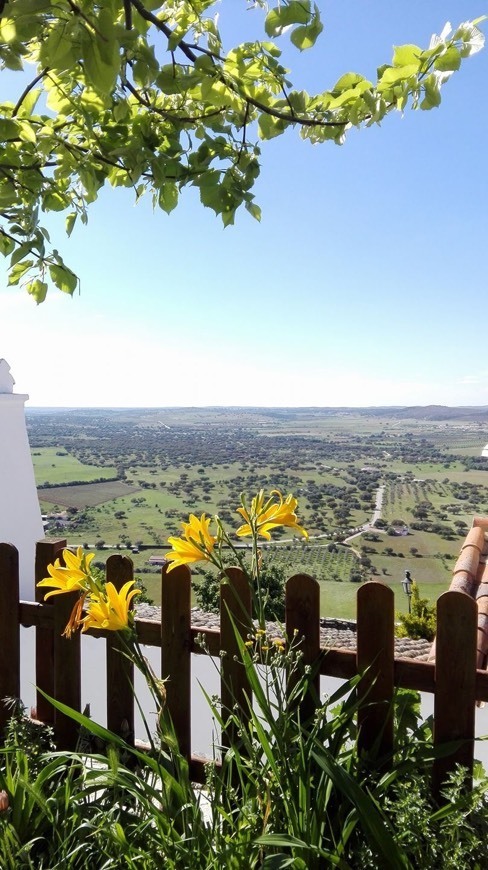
[357,582,394,763]
[34,539,66,723]
[220,567,252,749]
[53,589,81,749]
[0,543,20,735]
[285,573,320,723]
[106,555,135,742]
[433,590,477,794]
[161,563,192,760]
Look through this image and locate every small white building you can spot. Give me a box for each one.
[482,444,488,458]
[0,359,43,599]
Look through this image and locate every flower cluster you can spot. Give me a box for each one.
[37,547,140,637]
[245,628,286,656]
[236,490,308,542]
[40,490,306,638]
[165,489,307,572]
[165,512,218,573]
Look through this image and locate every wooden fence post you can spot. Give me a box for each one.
[286,573,320,724]
[161,563,192,760]
[220,567,252,750]
[106,555,135,743]
[35,539,66,723]
[52,589,81,749]
[0,543,20,735]
[433,590,477,795]
[357,582,394,764]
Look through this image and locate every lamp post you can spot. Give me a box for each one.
[402,570,413,614]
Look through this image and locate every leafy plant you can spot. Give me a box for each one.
[18,489,485,867]
[0,2,484,299]
[194,561,286,621]
[396,581,437,641]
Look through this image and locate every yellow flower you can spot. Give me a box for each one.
[236,490,308,541]
[37,546,95,598]
[82,581,140,633]
[166,513,217,572]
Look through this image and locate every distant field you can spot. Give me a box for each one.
[28,406,488,618]
[39,481,141,508]
[33,447,117,485]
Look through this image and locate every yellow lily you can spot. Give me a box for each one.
[236,490,308,540]
[166,513,217,572]
[82,581,140,633]
[37,546,95,598]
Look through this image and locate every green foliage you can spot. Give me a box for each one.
[2,655,488,869]
[194,560,286,620]
[2,675,488,867]
[397,581,437,641]
[0,2,484,299]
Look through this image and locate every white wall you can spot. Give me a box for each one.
[0,393,44,599]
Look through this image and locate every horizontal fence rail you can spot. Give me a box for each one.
[1,538,488,790]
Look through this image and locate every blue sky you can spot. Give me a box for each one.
[1,1,487,407]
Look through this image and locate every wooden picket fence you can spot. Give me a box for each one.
[1,538,488,793]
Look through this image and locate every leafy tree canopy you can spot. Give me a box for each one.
[0,1,484,301]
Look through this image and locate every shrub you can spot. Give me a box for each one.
[397,582,436,641]
[194,561,286,621]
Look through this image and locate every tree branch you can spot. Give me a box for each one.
[12,68,49,117]
[129,0,197,63]
[123,0,132,31]
[122,78,224,124]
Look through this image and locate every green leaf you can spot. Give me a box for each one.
[49,263,78,294]
[312,750,409,869]
[158,182,178,214]
[0,18,18,44]
[43,191,68,212]
[421,75,441,109]
[290,6,323,51]
[18,120,37,144]
[265,2,311,38]
[245,201,261,221]
[0,234,15,256]
[113,100,130,122]
[0,118,20,140]
[65,212,77,237]
[333,72,365,92]
[26,279,48,303]
[16,87,41,117]
[392,44,422,67]
[8,259,33,285]
[10,242,32,267]
[40,25,76,72]
[82,35,119,95]
[258,112,286,140]
[434,46,461,72]
[380,64,419,86]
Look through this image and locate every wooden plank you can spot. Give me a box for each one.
[220,567,252,749]
[433,590,477,794]
[161,563,192,760]
[393,657,435,694]
[0,544,20,735]
[357,582,394,763]
[34,539,66,723]
[53,589,81,749]
[106,555,135,742]
[286,573,320,723]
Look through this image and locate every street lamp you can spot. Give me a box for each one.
[402,570,413,613]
